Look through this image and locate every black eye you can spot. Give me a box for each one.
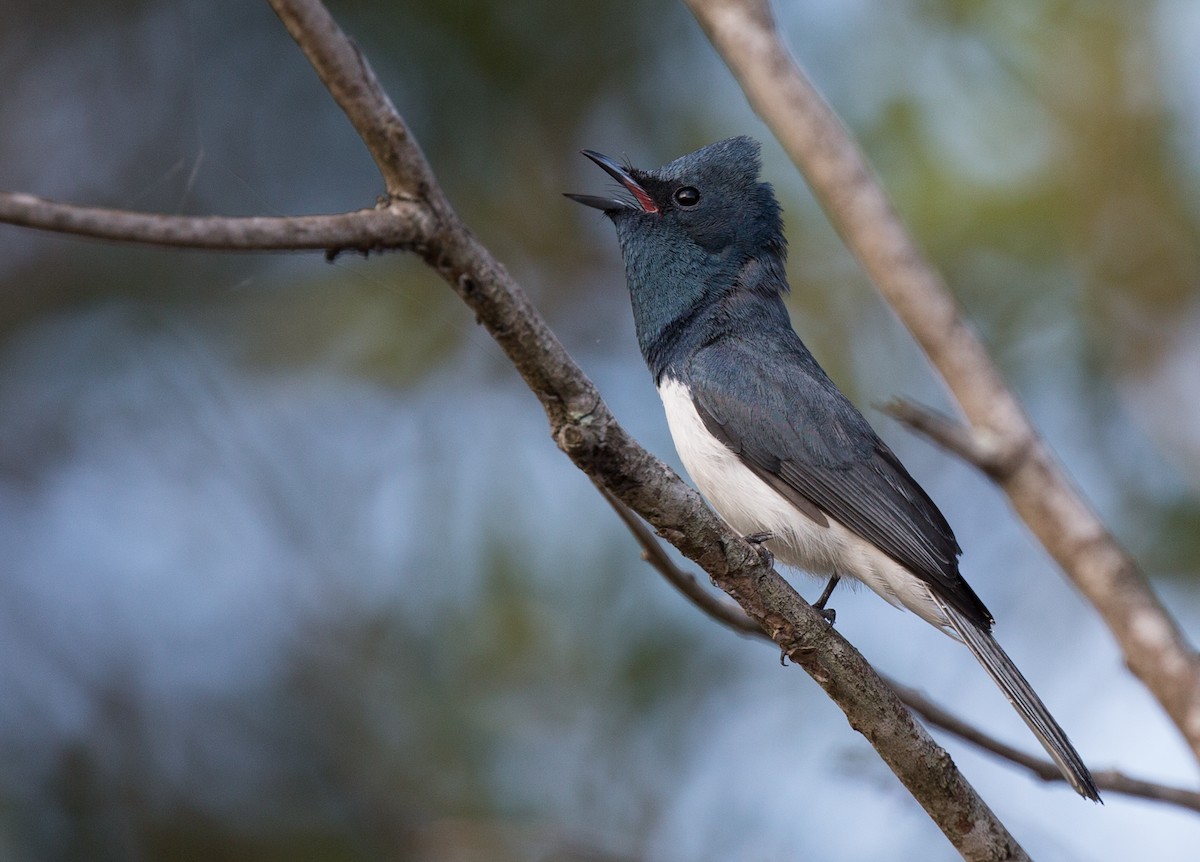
[673,186,700,207]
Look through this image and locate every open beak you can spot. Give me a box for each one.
[564,150,659,214]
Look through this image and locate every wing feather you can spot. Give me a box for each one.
[686,336,991,627]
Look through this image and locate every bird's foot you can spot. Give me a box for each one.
[743,531,775,567]
[812,575,840,625]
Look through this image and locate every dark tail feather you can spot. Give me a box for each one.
[936,597,1101,802]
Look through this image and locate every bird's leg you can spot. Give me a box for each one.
[812,575,840,625]
[813,574,840,609]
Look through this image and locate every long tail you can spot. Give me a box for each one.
[935,596,1101,801]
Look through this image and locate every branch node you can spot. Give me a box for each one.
[883,398,1033,479]
[458,274,480,298]
[556,423,591,457]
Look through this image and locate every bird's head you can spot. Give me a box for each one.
[566,135,784,262]
[566,136,789,376]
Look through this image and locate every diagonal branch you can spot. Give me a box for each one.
[269,0,438,202]
[604,487,1200,813]
[683,0,1200,765]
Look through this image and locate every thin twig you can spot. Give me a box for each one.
[0,192,426,252]
[606,490,1200,812]
[881,399,1022,480]
[683,0,1200,766]
[891,682,1200,813]
[598,485,763,638]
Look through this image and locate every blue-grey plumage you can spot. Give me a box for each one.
[567,136,1100,801]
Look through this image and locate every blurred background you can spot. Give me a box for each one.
[1,1,1199,859]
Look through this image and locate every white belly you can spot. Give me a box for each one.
[657,377,948,629]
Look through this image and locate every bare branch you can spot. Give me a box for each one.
[0,192,427,252]
[610,492,1200,813]
[598,485,763,638]
[0,0,453,252]
[882,399,1027,480]
[268,0,439,201]
[892,681,1200,813]
[683,0,1200,764]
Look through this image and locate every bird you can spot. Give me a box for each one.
[566,135,1100,801]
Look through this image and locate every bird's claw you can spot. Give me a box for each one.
[744,531,774,567]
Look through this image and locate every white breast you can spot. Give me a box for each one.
[657,376,948,630]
